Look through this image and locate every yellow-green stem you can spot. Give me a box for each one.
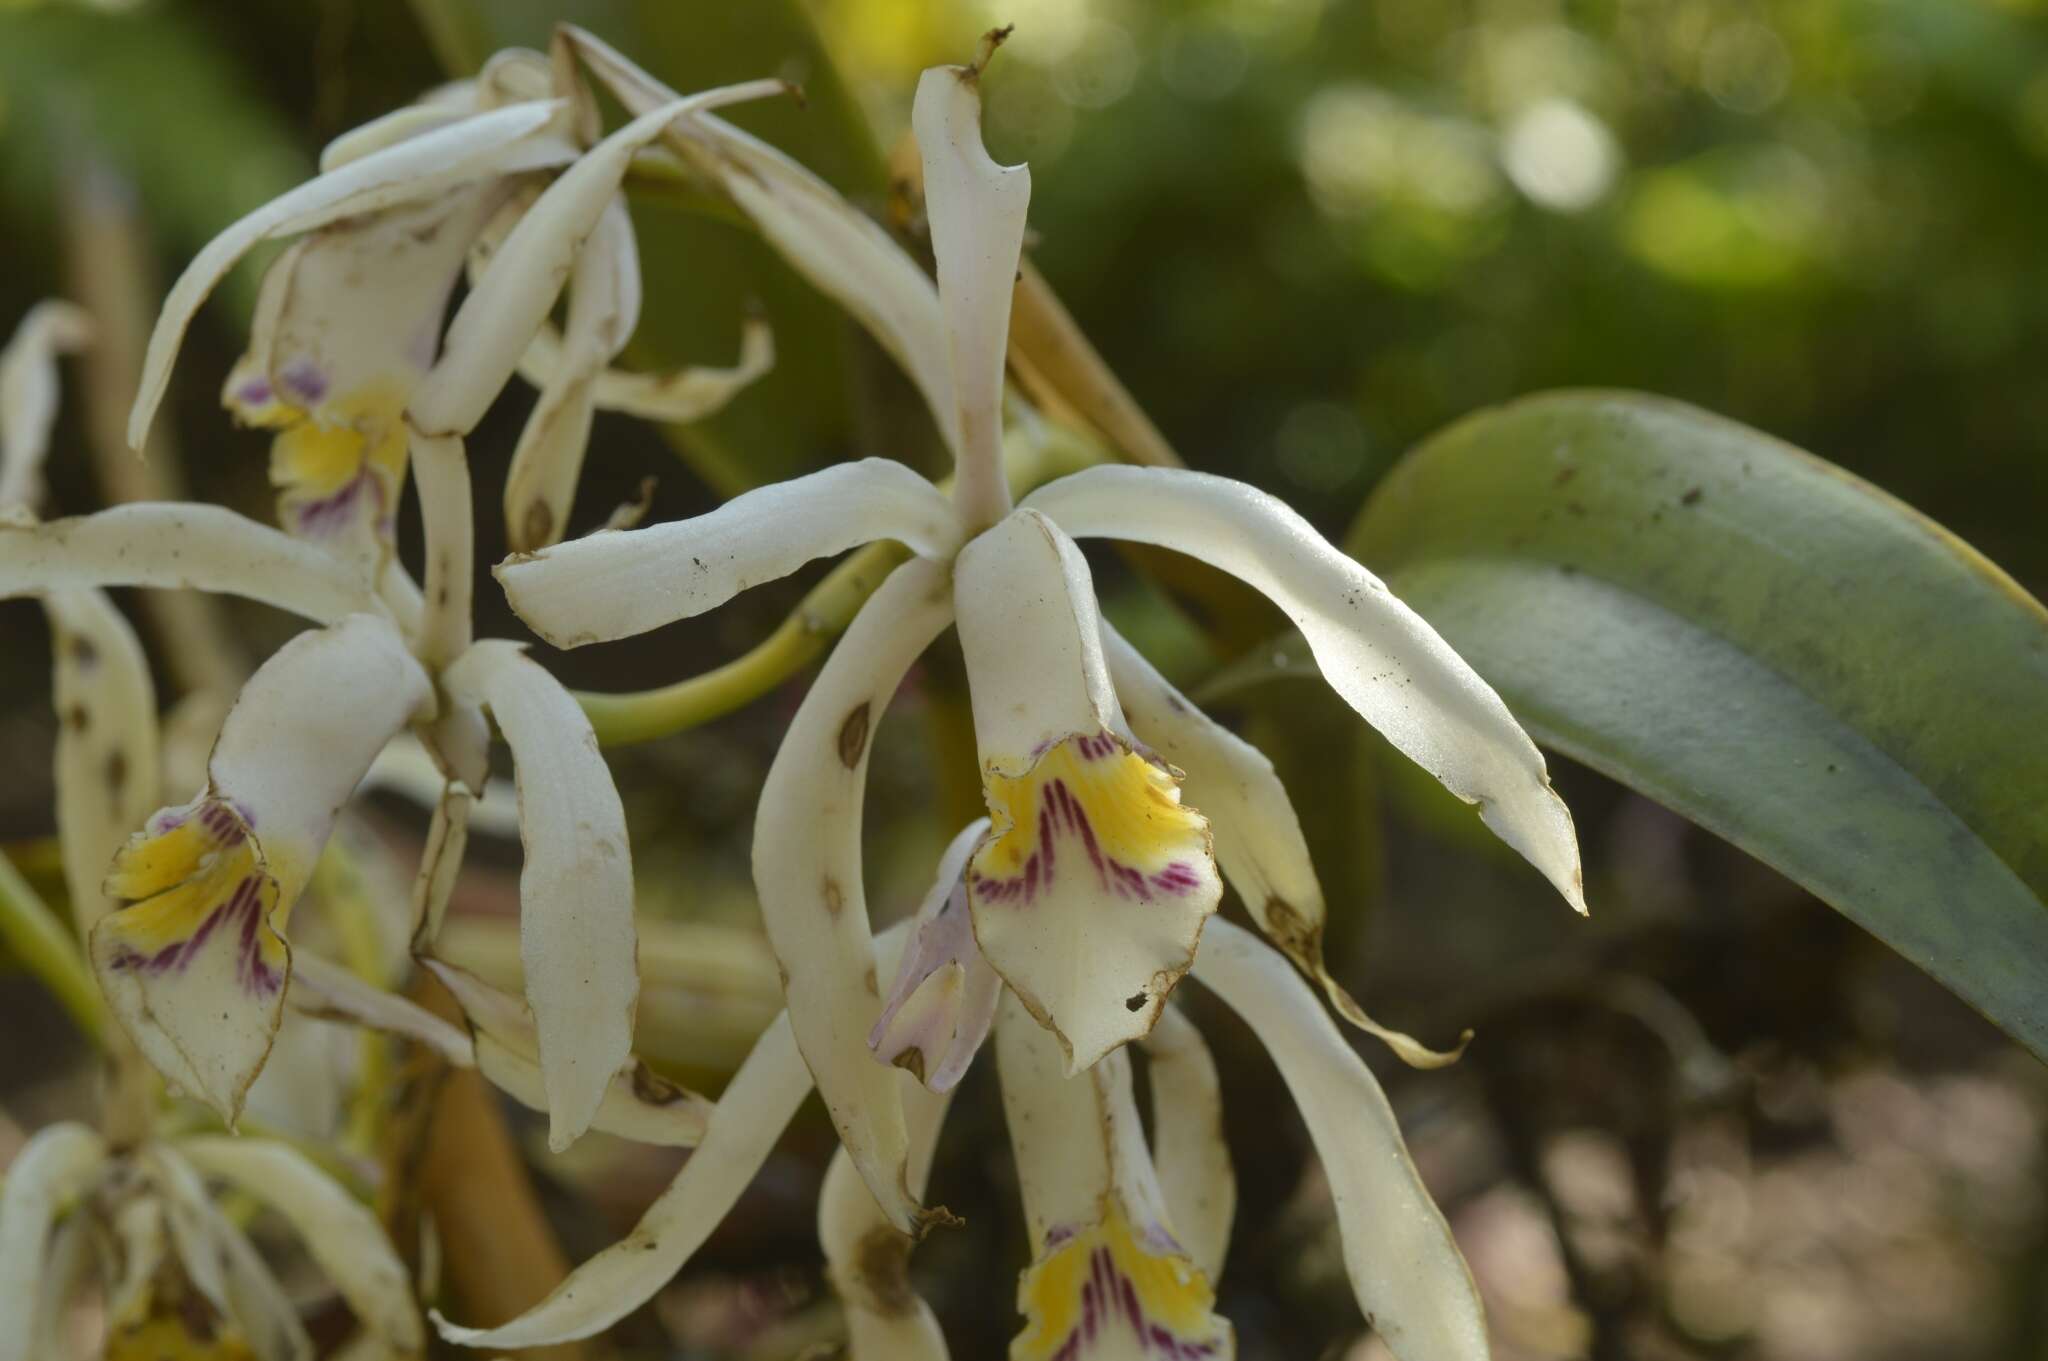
[0,850,108,1046]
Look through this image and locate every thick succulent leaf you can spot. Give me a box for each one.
[0,1123,107,1361]
[1194,919,1486,1361]
[1027,466,1585,915]
[176,1135,424,1356]
[820,1078,953,1361]
[752,558,954,1234]
[0,504,383,623]
[1141,1005,1235,1284]
[497,458,960,649]
[1347,390,2048,1060]
[442,640,638,1150]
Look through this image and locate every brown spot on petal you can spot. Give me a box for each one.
[1263,895,1323,969]
[630,1063,686,1107]
[890,1047,927,1084]
[853,1224,917,1315]
[837,701,871,769]
[69,635,98,667]
[64,703,89,731]
[105,749,128,795]
[522,500,554,549]
[823,877,846,917]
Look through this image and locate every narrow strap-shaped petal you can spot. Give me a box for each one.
[130,99,576,449]
[567,26,952,439]
[434,1012,812,1348]
[753,558,955,1234]
[498,458,961,649]
[1028,467,1586,914]
[409,430,474,666]
[869,818,1001,1092]
[411,79,789,439]
[1,504,383,623]
[288,949,475,1064]
[0,300,93,510]
[913,61,1030,522]
[517,308,774,424]
[409,782,472,948]
[147,1144,314,1361]
[1141,1004,1235,1284]
[442,640,637,1151]
[995,994,1234,1360]
[1103,622,1464,1067]
[956,510,1221,1071]
[1193,919,1488,1361]
[26,1215,88,1361]
[43,588,160,942]
[93,614,429,1123]
[422,959,711,1147]
[0,1122,107,1361]
[820,1080,954,1361]
[176,1135,424,1356]
[502,197,640,550]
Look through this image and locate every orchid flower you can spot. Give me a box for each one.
[493,45,1585,1232]
[130,43,780,572]
[433,838,1488,1359]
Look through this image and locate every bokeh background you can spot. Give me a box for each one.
[2,0,2046,1357]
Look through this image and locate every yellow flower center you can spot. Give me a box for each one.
[1014,1206,1232,1360]
[97,801,288,998]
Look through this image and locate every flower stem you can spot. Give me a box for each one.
[0,850,108,1047]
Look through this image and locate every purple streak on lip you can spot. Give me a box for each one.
[1045,1238,1221,1360]
[279,358,329,406]
[107,872,284,999]
[972,775,1204,908]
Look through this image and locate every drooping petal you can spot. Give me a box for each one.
[753,558,954,1234]
[287,949,474,1064]
[146,1144,313,1361]
[176,1135,424,1356]
[517,307,774,425]
[1193,919,1488,1361]
[409,783,472,948]
[26,1215,89,1361]
[422,959,711,1147]
[411,79,789,439]
[93,614,429,1122]
[1102,622,1464,1067]
[869,818,1001,1092]
[913,59,1030,515]
[1141,1004,1235,1284]
[441,640,637,1151]
[131,100,578,449]
[996,993,1233,1361]
[820,1079,954,1361]
[1027,467,1586,913]
[0,300,93,511]
[0,504,383,623]
[498,458,960,649]
[434,1013,812,1348]
[0,1123,107,1361]
[407,430,474,666]
[502,197,639,551]
[565,27,954,435]
[955,510,1221,1070]
[43,588,160,941]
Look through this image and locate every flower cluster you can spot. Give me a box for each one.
[0,24,1585,1361]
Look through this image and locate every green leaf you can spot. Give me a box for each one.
[410,0,931,495]
[1346,390,2048,1058]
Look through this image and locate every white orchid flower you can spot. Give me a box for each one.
[130,44,782,570]
[0,1121,424,1361]
[436,837,1487,1359]
[494,49,1584,1230]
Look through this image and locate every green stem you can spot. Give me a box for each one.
[0,851,108,1046]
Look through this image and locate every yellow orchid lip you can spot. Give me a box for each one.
[97,799,286,1000]
[1016,1207,1231,1361]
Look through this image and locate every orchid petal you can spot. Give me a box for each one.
[0,504,382,623]
[442,640,637,1151]
[27,1215,89,1361]
[996,993,1234,1360]
[177,1135,424,1356]
[422,959,711,1147]
[955,510,1221,1070]
[1103,622,1464,1067]
[43,588,159,941]
[147,1144,313,1361]
[409,783,472,948]
[1194,919,1488,1361]
[502,197,640,550]
[319,104,473,172]
[408,430,474,666]
[517,307,774,425]
[412,80,788,439]
[869,818,1001,1092]
[93,614,430,1123]
[0,1123,106,1361]
[288,949,474,1064]
[131,99,576,450]
[0,300,92,510]
[1142,1004,1235,1283]
[913,60,1030,510]
[498,458,960,649]
[1027,466,1586,914]
[566,28,954,435]
[821,1079,954,1360]
[753,558,954,1233]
